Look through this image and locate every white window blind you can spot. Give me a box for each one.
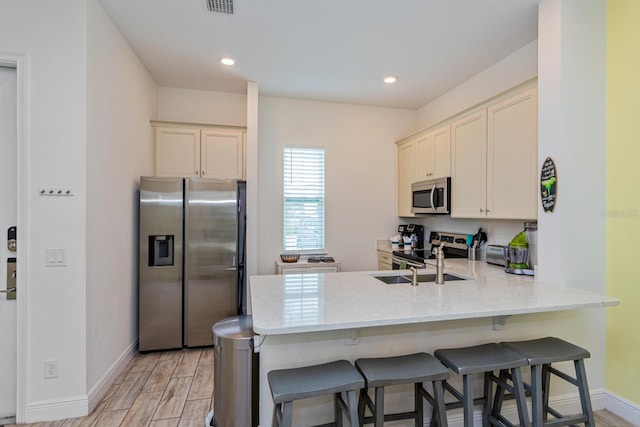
[283,147,325,252]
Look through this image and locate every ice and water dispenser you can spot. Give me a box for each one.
[148,235,174,266]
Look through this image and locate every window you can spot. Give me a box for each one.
[283,147,325,252]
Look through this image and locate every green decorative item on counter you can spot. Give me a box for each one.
[509,231,528,248]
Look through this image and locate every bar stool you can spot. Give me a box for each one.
[501,337,595,427]
[434,342,531,427]
[268,360,364,427]
[355,352,449,426]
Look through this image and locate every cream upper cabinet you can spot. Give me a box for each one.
[153,122,246,180]
[415,125,451,181]
[486,87,538,219]
[155,126,201,178]
[451,87,538,219]
[398,124,451,217]
[397,139,417,217]
[201,128,245,180]
[451,110,488,218]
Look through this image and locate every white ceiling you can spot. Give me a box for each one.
[98,0,540,110]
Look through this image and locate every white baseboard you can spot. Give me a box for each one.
[604,390,640,426]
[87,339,139,412]
[423,388,638,427]
[24,396,88,423]
[23,340,138,423]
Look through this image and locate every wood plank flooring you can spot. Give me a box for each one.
[6,347,637,426]
[8,348,214,427]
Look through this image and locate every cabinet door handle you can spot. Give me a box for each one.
[480,208,485,213]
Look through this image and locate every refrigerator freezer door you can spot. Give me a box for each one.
[185,178,238,347]
[139,177,184,351]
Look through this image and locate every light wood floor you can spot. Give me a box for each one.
[9,347,214,427]
[6,347,637,426]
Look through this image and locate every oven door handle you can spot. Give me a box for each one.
[392,256,425,269]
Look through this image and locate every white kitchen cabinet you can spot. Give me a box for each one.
[397,124,451,217]
[378,250,392,270]
[451,110,488,217]
[155,126,201,178]
[451,87,537,220]
[416,125,451,181]
[153,122,246,179]
[397,139,417,217]
[486,87,538,219]
[200,128,245,179]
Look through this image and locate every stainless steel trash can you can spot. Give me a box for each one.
[209,315,258,427]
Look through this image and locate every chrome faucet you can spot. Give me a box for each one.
[434,246,445,285]
[409,266,418,286]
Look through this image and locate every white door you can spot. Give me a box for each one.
[0,65,17,423]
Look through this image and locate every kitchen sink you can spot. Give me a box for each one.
[403,273,467,282]
[374,275,412,284]
[372,273,466,284]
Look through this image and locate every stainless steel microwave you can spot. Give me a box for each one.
[411,177,451,214]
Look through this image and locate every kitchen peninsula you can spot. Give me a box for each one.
[249,261,618,426]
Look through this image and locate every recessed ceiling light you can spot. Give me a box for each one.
[384,75,398,84]
[220,57,236,66]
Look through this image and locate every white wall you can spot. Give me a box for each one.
[537,0,607,386]
[86,0,157,407]
[257,97,417,274]
[158,87,247,126]
[0,1,89,421]
[416,40,538,129]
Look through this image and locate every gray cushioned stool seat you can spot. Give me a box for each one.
[355,353,449,427]
[268,360,364,427]
[502,337,594,427]
[434,343,531,427]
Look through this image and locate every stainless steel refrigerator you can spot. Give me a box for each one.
[138,177,246,351]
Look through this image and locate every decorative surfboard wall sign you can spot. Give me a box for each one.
[540,157,557,212]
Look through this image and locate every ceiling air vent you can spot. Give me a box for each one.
[203,0,234,15]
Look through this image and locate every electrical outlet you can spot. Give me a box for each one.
[44,360,59,379]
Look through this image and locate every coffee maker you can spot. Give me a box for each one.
[398,224,425,249]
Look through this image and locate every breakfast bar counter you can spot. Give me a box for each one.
[250,260,618,335]
[249,261,618,426]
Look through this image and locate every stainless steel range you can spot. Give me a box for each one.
[392,231,469,269]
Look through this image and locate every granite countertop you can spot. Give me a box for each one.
[249,260,619,335]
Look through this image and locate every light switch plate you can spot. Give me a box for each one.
[45,249,66,267]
